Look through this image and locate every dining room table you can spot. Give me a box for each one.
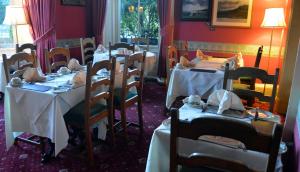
[4,66,136,157]
[0,60,7,93]
[166,57,234,109]
[93,50,157,77]
[145,103,282,172]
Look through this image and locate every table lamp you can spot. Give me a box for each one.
[261,8,286,72]
[3,5,28,44]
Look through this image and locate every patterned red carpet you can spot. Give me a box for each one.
[0,82,167,172]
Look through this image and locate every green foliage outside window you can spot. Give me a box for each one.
[120,0,159,45]
[0,0,13,48]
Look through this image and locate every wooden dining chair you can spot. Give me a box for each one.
[2,52,37,82]
[45,47,70,73]
[182,40,189,58]
[224,63,279,112]
[238,45,264,90]
[80,37,96,65]
[113,51,146,139]
[170,108,283,172]
[131,37,150,51]
[166,45,178,86]
[64,58,116,165]
[109,42,135,60]
[16,43,37,53]
[233,46,264,107]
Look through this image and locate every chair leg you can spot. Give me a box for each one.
[120,107,128,140]
[39,137,45,155]
[85,126,94,166]
[137,98,144,134]
[108,113,115,145]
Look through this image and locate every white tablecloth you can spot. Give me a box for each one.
[0,60,7,93]
[5,73,85,156]
[166,68,225,108]
[93,51,157,77]
[145,104,282,172]
[4,70,133,156]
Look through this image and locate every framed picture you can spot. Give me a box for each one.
[61,0,86,6]
[181,0,211,21]
[212,0,253,27]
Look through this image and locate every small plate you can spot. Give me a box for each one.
[246,108,273,119]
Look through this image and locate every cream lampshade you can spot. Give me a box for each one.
[261,8,286,72]
[261,8,286,28]
[3,5,27,25]
[3,5,28,44]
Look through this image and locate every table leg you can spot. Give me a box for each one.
[41,138,55,163]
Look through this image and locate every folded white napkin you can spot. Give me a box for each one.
[57,67,71,75]
[196,49,205,59]
[97,44,107,53]
[207,89,245,114]
[179,56,193,67]
[71,71,86,88]
[23,67,46,82]
[68,58,83,71]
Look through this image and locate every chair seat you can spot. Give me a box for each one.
[233,83,251,90]
[113,88,137,106]
[64,101,107,126]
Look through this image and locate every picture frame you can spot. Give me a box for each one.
[61,0,86,6]
[181,0,211,21]
[211,0,253,27]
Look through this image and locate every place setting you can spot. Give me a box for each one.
[8,58,87,94]
[177,89,281,123]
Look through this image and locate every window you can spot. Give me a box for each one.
[120,0,159,45]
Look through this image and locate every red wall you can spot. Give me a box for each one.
[174,0,291,74]
[55,0,86,60]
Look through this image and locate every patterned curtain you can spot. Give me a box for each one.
[23,0,56,72]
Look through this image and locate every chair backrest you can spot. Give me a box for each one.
[167,45,178,70]
[182,40,189,58]
[165,45,178,86]
[85,58,116,125]
[121,51,146,103]
[16,43,37,53]
[170,108,283,172]
[109,42,135,60]
[254,46,263,68]
[45,47,70,73]
[80,37,96,65]
[131,37,149,51]
[223,64,279,112]
[2,52,37,83]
